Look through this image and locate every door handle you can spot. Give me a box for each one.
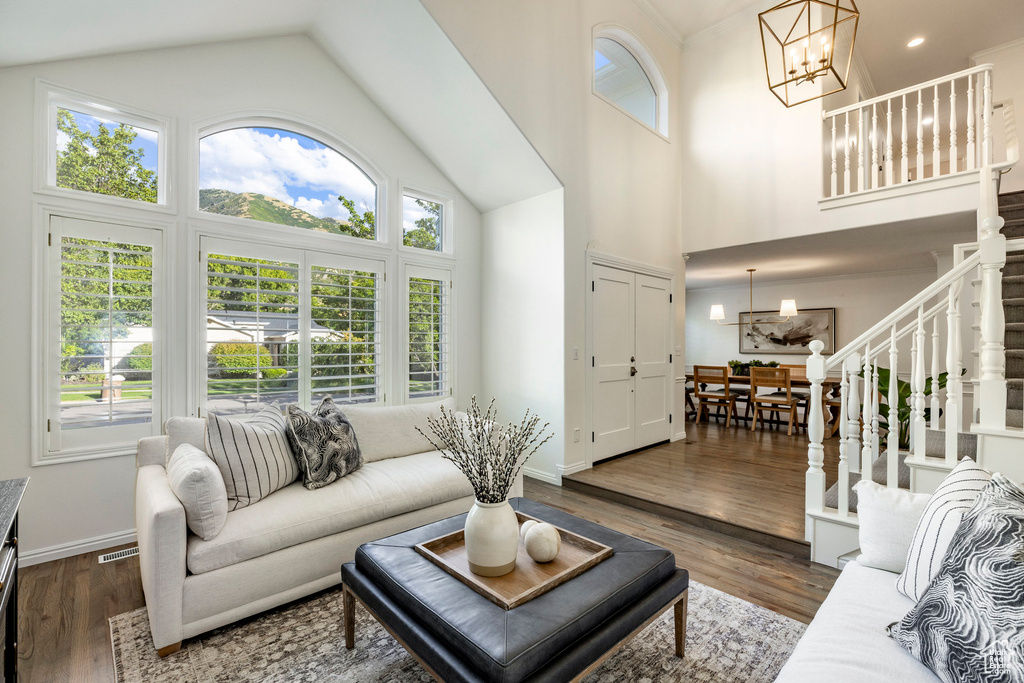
[630,366,637,376]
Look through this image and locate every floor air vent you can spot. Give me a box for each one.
[99,546,140,564]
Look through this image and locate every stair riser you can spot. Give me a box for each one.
[1006,301,1024,324]
[1007,329,1024,348]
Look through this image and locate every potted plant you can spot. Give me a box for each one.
[418,397,553,577]
[860,367,958,450]
[728,360,750,376]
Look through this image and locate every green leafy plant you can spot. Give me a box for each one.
[860,367,960,450]
[208,341,276,379]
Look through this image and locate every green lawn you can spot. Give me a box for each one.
[61,380,152,402]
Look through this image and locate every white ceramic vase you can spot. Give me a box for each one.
[464,499,520,577]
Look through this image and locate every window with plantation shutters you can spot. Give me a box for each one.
[201,238,384,413]
[43,215,163,461]
[205,247,301,414]
[310,265,382,404]
[406,265,451,400]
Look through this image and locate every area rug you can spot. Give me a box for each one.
[110,581,805,682]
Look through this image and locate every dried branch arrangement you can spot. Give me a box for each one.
[417,396,553,503]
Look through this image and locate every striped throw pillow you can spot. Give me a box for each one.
[205,405,299,510]
[895,457,992,601]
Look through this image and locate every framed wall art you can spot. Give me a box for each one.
[739,307,835,355]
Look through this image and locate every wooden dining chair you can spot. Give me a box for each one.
[693,365,750,427]
[749,367,803,435]
[780,363,813,427]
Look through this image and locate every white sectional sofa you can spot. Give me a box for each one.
[774,560,938,682]
[134,398,520,654]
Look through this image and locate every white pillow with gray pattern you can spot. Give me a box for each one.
[285,397,362,490]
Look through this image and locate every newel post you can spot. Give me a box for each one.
[978,211,1007,428]
[805,340,826,532]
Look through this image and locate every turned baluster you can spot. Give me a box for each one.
[916,91,925,181]
[871,356,881,461]
[830,115,838,197]
[932,84,941,177]
[871,103,879,189]
[887,328,899,488]
[978,213,1007,429]
[858,107,866,192]
[846,352,862,475]
[945,279,963,464]
[805,341,826,524]
[844,112,852,194]
[901,94,909,183]
[837,357,850,516]
[949,80,958,173]
[966,75,976,169]
[913,306,927,457]
[861,348,873,479]
[930,316,941,428]
[885,100,894,186]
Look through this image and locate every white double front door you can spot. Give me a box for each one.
[591,264,672,463]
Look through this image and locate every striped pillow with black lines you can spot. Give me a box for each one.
[895,457,992,601]
[204,405,300,511]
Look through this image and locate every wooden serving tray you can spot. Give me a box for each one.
[414,511,613,610]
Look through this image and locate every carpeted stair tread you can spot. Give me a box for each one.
[1009,379,1023,410]
[1009,409,1023,428]
[1005,299,1024,324]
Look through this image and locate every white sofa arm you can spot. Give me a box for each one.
[135,464,187,651]
[137,436,167,468]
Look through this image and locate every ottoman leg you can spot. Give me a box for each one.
[344,585,356,649]
[674,589,688,658]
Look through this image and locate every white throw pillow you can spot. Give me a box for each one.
[166,443,228,540]
[205,404,299,510]
[895,457,992,601]
[854,479,931,573]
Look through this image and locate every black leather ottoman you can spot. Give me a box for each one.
[341,497,689,682]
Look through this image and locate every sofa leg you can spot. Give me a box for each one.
[157,642,182,657]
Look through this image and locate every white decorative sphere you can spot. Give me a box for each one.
[524,523,561,563]
[520,519,538,540]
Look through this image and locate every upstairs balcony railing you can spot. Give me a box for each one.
[822,64,1003,199]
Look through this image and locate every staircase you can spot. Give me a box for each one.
[1002,190,1024,427]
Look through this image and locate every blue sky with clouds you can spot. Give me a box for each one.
[59,109,160,173]
[199,127,377,221]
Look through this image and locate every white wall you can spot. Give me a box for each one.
[481,190,565,482]
[423,0,687,480]
[973,38,1024,193]
[685,268,937,368]
[0,35,484,561]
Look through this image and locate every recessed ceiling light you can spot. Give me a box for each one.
[922,116,934,125]
[907,37,925,47]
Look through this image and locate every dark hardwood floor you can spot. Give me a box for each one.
[16,426,841,681]
[564,418,842,548]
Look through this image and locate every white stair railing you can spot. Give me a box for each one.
[823,65,995,198]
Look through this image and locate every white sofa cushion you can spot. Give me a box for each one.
[774,562,939,683]
[166,443,228,540]
[895,457,992,601]
[854,479,931,573]
[342,398,453,463]
[164,416,207,464]
[186,450,473,574]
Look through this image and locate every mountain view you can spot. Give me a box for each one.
[199,188,353,236]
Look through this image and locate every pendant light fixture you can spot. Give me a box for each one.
[710,269,798,326]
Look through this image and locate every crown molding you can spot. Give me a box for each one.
[686,266,936,292]
[970,35,1024,64]
[628,0,684,49]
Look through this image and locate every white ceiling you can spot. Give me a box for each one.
[685,212,977,288]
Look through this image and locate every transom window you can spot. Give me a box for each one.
[592,29,668,136]
[45,88,167,205]
[199,127,378,240]
[403,194,444,251]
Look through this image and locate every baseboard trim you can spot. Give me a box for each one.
[523,466,561,486]
[20,528,137,567]
[556,461,588,477]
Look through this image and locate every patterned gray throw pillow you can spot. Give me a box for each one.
[888,473,1024,683]
[285,397,362,490]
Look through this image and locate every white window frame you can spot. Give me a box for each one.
[197,235,389,415]
[592,25,670,139]
[403,261,455,403]
[33,208,168,465]
[36,80,174,211]
[189,114,388,248]
[398,184,455,256]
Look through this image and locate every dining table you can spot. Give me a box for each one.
[684,372,842,438]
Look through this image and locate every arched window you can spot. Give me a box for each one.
[199,126,379,240]
[593,27,668,136]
